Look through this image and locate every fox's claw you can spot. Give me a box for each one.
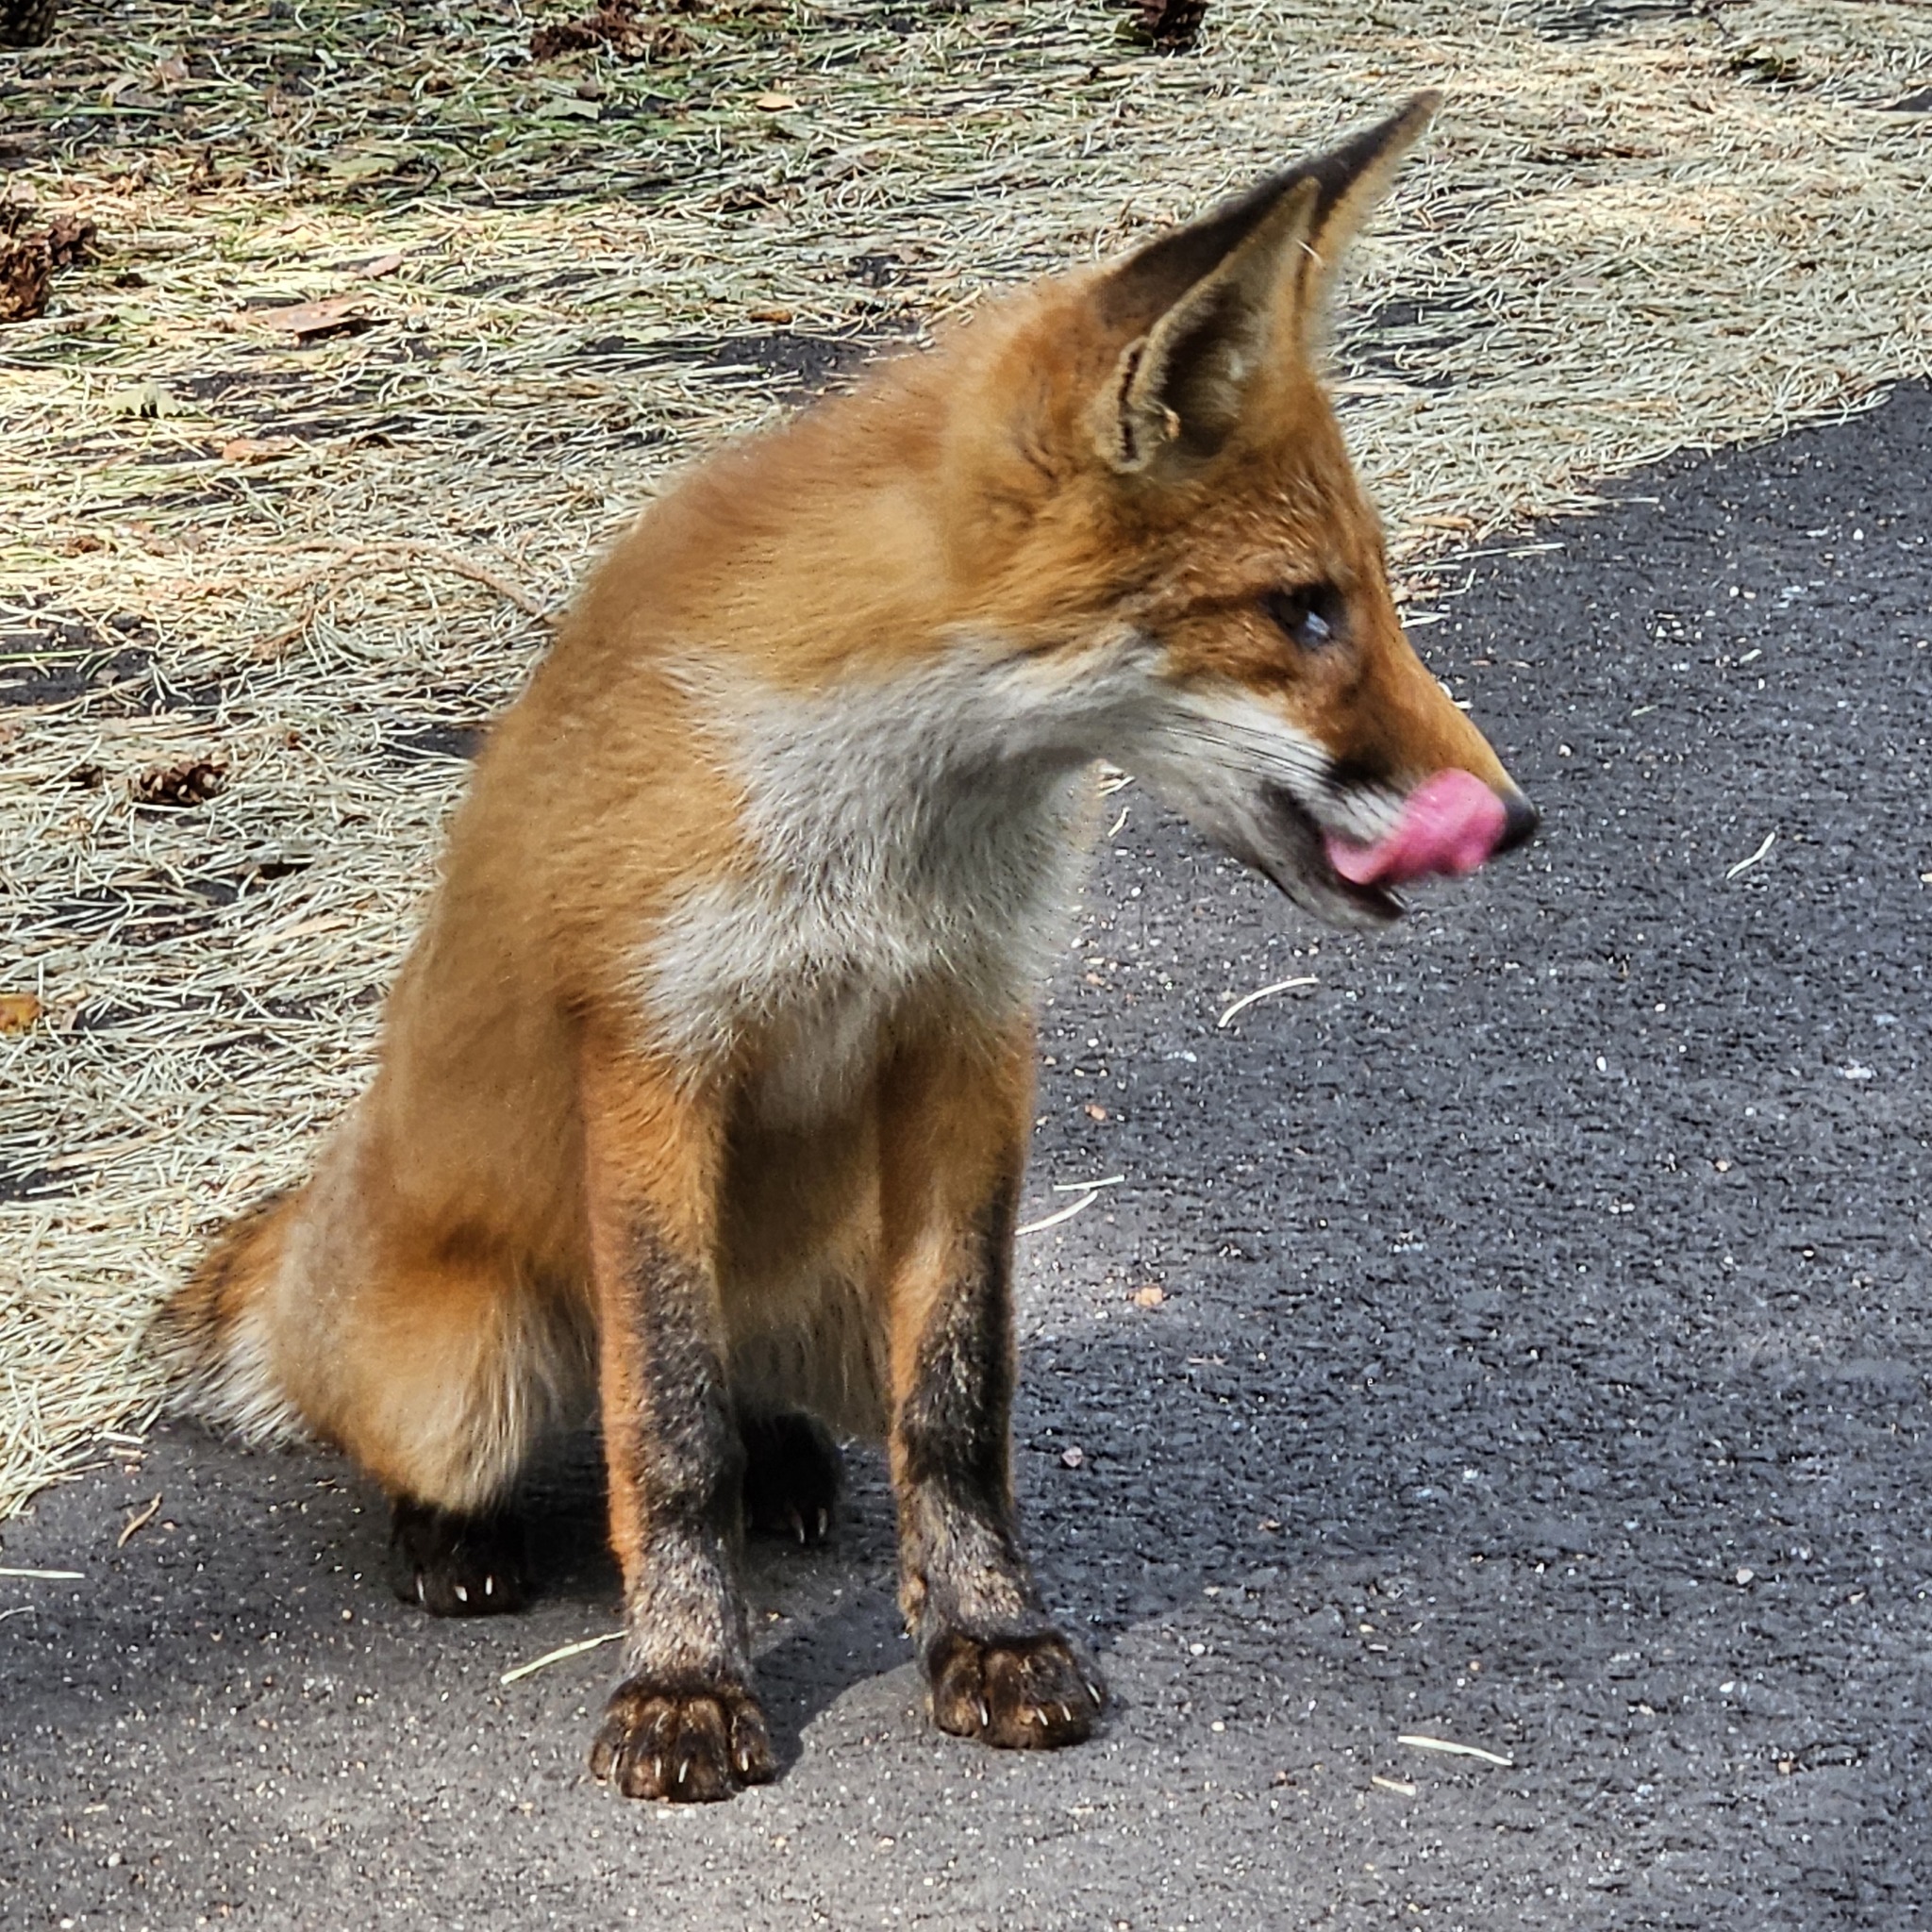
[741,1410,841,1547]
[388,1499,528,1617]
[591,1676,774,1803]
[927,1632,1106,1750]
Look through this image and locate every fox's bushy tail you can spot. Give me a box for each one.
[148,1189,310,1444]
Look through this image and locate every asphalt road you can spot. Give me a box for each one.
[3,389,1928,1931]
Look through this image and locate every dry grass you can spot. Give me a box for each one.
[3,0,1928,1519]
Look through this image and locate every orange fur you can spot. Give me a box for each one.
[152,96,1537,1799]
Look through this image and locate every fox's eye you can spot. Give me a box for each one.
[1261,584,1345,651]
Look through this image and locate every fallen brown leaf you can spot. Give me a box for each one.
[355,251,406,279]
[747,306,794,325]
[220,436,299,464]
[245,294,375,340]
[754,92,800,111]
[0,992,43,1034]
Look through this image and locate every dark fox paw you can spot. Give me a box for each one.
[741,1409,841,1546]
[387,1499,528,1616]
[926,1630,1106,1750]
[591,1674,775,1803]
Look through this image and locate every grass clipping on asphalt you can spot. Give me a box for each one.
[2,0,1929,1519]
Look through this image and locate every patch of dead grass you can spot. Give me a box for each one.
[2,0,1927,1516]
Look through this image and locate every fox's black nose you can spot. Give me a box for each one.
[1497,789,1540,855]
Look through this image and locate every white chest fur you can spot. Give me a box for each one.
[640,641,1155,1120]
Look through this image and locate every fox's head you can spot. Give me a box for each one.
[925,94,1538,926]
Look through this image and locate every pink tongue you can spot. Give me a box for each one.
[1324,769,1507,887]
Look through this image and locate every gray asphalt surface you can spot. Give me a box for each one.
[4,388,1928,1931]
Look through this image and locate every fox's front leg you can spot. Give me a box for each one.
[883,1028,1107,1749]
[579,1039,773,1803]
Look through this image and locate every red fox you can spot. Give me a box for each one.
[154,94,1536,1803]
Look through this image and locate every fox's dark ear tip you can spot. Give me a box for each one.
[1375,90,1442,142]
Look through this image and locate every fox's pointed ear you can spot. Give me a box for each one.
[1090,92,1440,475]
[1297,90,1441,285]
[1090,176,1318,474]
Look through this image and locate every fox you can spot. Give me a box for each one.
[153,93,1537,1803]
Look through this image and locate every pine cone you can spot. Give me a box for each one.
[0,0,59,49]
[1118,0,1208,54]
